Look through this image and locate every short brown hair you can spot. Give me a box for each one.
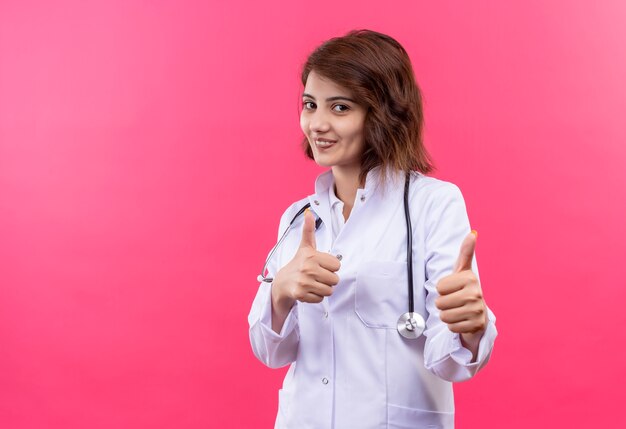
[301,29,435,184]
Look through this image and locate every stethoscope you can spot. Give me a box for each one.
[257,172,425,339]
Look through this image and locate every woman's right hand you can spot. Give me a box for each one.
[271,209,341,329]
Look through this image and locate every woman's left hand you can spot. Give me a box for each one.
[434,231,488,358]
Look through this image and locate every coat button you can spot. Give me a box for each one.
[323,311,329,319]
[314,200,320,205]
[322,377,329,385]
[336,254,343,261]
[360,195,366,202]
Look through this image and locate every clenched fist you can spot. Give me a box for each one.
[270,209,341,333]
[435,230,488,358]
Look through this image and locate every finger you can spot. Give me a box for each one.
[293,281,332,301]
[317,252,342,272]
[446,319,486,334]
[453,230,477,273]
[299,209,317,250]
[435,291,468,310]
[300,292,325,304]
[308,281,334,297]
[313,269,340,287]
[436,271,473,296]
[439,307,470,324]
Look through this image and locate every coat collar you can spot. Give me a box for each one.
[312,166,406,199]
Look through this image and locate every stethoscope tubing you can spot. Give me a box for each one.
[257,203,321,283]
[403,172,415,314]
[257,171,425,339]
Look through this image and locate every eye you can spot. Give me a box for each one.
[302,101,316,110]
[333,104,350,113]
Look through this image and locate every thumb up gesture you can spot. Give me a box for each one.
[273,209,341,306]
[435,231,488,340]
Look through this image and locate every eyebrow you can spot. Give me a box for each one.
[302,93,356,103]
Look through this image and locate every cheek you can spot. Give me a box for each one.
[343,119,365,144]
[300,114,309,135]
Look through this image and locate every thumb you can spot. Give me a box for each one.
[453,230,477,273]
[299,209,317,249]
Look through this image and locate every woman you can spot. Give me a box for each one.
[248,29,497,429]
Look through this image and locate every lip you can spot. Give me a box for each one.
[314,139,337,150]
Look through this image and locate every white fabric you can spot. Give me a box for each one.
[328,182,346,242]
[248,167,498,429]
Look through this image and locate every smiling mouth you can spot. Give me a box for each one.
[315,139,337,148]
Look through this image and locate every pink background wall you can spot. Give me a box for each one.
[1,0,625,427]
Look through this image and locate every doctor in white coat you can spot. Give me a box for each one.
[248,30,497,429]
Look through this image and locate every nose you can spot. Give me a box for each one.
[306,109,331,134]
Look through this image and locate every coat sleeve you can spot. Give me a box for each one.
[248,207,300,369]
[421,182,498,382]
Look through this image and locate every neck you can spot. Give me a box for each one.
[332,166,364,220]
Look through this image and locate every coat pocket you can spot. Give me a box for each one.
[388,403,454,429]
[355,260,408,328]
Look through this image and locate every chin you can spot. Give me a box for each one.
[313,159,334,168]
[311,153,334,168]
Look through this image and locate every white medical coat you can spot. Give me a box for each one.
[248,167,497,429]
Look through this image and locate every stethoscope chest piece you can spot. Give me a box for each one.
[397,312,425,339]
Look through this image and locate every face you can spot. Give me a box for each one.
[300,71,367,173]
